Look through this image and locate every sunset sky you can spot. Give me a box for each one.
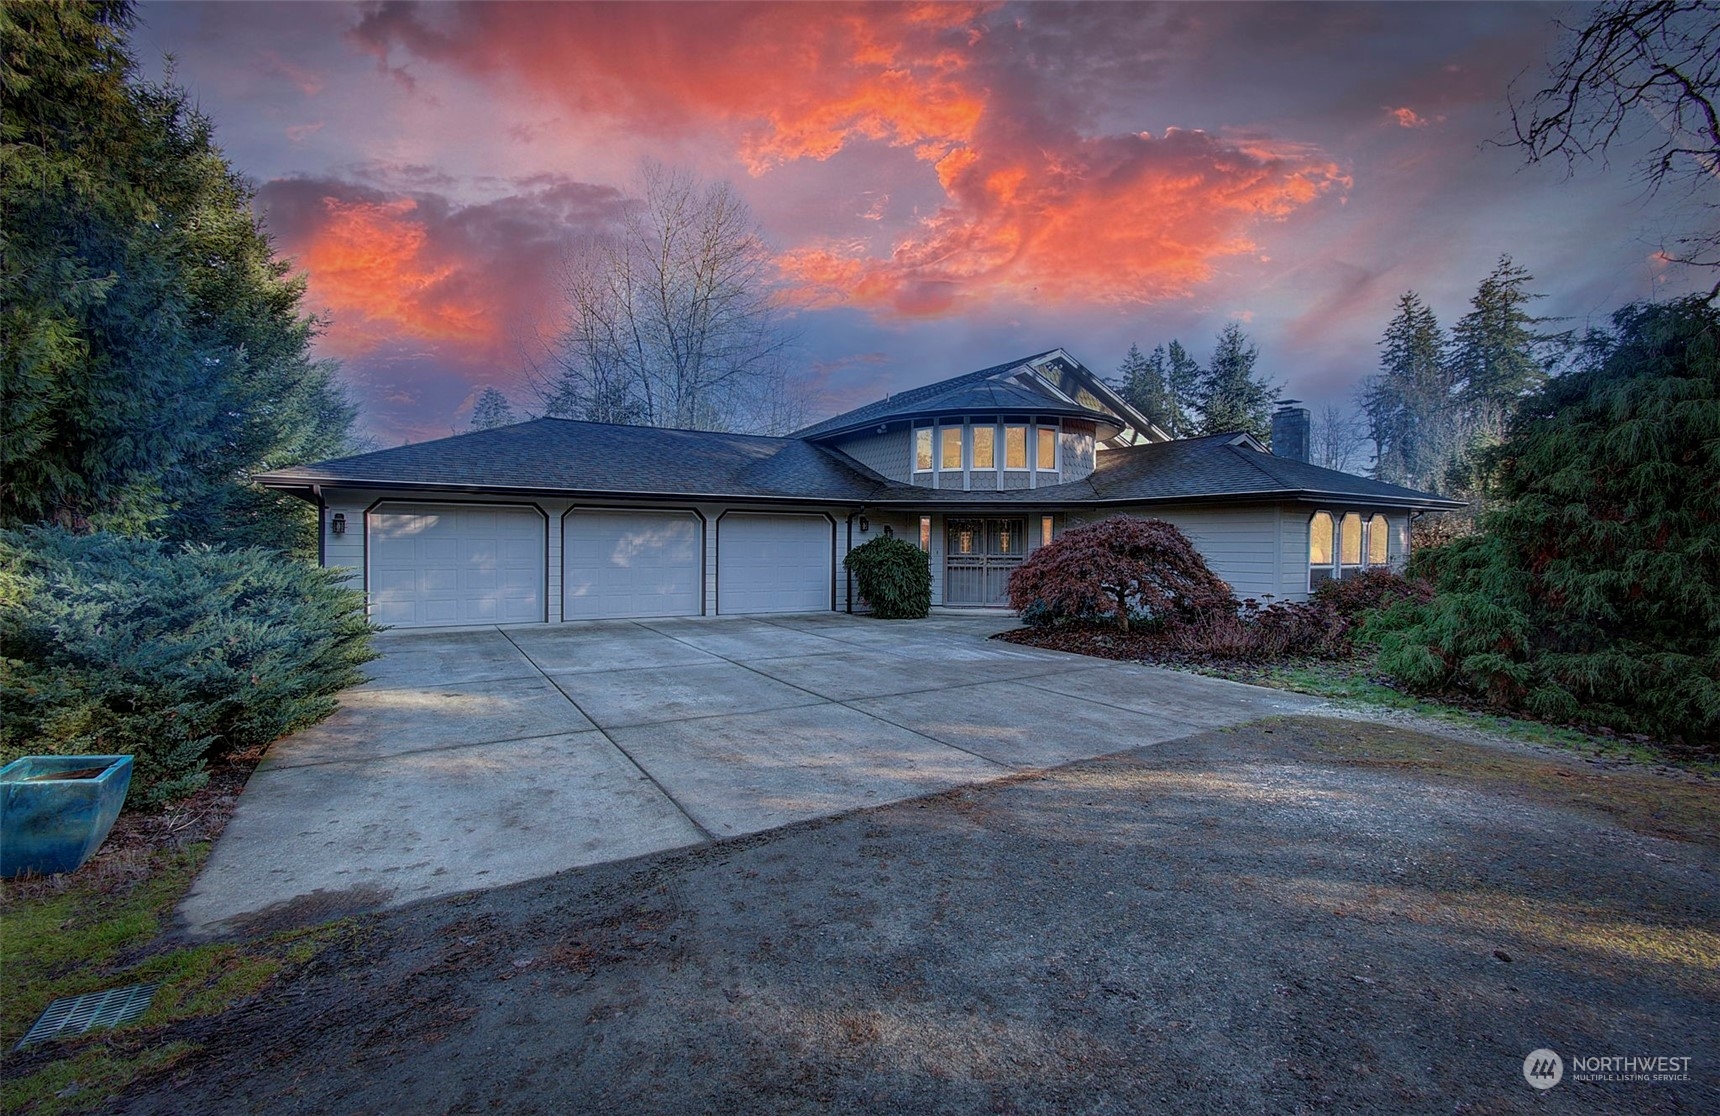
[134,1,1709,445]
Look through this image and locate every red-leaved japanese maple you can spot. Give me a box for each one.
[1007,515,1235,632]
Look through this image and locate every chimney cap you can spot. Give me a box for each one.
[1276,399,1304,409]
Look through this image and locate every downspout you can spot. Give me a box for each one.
[314,485,325,567]
[844,510,857,613]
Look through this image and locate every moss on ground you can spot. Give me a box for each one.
[0,841,347,1115]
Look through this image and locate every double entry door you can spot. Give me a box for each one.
[944,517,1026,605]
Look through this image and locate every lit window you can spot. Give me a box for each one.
[914,428,932,471]
[1037,427,1057,469]
[1310,512,1334,566]
[919,515,931,552]
[1368,514,1390,565]
[1041,515,1053,547]
[972,425,995,469]
[1309,511,1335,589]
[941,426,963,470]
[1005,426,1027,469]
[1340,513,1362,566]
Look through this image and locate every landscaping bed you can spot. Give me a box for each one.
[0,747,353,1116]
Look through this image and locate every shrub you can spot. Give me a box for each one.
[1162,598,1349,661]
[844,535,932,619]
[1313,568,1433,624]
[0,527,378,804]
[1008,516,1234,631]
[1373,298,1720,746]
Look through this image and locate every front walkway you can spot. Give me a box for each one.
[177,614,1319,936]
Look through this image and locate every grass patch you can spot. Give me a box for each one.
[0,839,347,1114]
[1272,717,1720,848]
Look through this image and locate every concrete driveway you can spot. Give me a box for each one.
[178,614,1319,936]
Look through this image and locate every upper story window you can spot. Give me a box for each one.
[972,425,995,469]
[914,428,932,471]
[941,426,963,470]
[1005,426,1027,469]
[1037,427,1057,470]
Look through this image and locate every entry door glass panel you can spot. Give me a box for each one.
[945,517,1026,605]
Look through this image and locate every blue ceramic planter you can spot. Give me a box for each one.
[1,755,134,878]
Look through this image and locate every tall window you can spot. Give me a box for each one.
[1368,514,1390,565]
[1037,427,1057,470]
[914,428,932,471]
[1005,426,1027,469]
[1309,512,1335,588]
[941,426,963,470]
[972,425,995,469]
[1041,515,1054,548]
[919,515,932,552]
[1340,513,1363,569]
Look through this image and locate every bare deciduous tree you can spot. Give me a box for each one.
[1310,402,1368,474]
[540,162,805,432]
[1508,1,1719,277]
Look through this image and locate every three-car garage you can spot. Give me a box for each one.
[359,501,837,628]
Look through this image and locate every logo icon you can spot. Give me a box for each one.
[1523,1049,1564,1089]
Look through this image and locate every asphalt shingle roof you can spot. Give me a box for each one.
[257,418,887,502]
[261,418,1460,510]
[791,351,1063,439]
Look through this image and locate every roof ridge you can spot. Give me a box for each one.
[538,416,803,443]
[1223,441,1297,488]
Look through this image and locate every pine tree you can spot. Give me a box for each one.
[0,1,354,549]
[1164,341,1201,437]
[1449,256,1548,440]
[1362,292,1458,489]
[1195,323,1278,440]
[469,388,516,431]
[1114,343,1169,433]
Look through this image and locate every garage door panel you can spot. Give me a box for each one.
[565,511,703,620]
[719,514,831,615]
[368,504,545,628]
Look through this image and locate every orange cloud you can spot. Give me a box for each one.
[292,195,494,357]
[353,2,1347,315]
[782,129,1346,314]
[1388,106,1431,128]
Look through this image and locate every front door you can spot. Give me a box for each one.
[944,518,1026,605]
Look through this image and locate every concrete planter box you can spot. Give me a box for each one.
[1,755,134,878]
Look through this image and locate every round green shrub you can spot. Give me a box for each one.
[0,527,379,805]
[844,535,932,619]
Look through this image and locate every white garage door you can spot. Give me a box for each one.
[718,513,832,614]
[564,510,702,620]
[368,503,545,628]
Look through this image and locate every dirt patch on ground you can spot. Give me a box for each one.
[109,718,1717,1115]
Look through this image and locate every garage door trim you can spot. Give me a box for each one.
[715,509,837,615]
[364,498,551,624]
[561,505,708,620]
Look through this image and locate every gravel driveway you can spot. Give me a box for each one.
[125,717,1718,1115]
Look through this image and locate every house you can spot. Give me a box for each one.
[257,349,1463,628]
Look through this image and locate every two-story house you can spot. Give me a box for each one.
[259,349,1461,627]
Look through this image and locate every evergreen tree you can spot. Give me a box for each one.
[1449,256,1547,440]
[1374,297,1720,745]
[1163,340,1201,437]
[469,387,516,431]
[1361,292,1458,489]
[0,1,354,549]
[1195,323,1278,440]
[1114,343,1171,434]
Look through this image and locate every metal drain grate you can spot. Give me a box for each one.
[15,983,160,1050]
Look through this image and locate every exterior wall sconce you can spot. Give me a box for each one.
[331,512,347,535]
[858,515,870,533]
[883,525,894,538]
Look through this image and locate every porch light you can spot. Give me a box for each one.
[858,515,870,533]
[331,512,346,535]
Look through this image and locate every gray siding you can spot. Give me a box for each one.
[831,428,912,482]
[1059,422,1096,483]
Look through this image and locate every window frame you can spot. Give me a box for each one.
[1036,425,1058,471]
[972,423,996,470]
[940,424,964,472]
[914,427,933,473]
[1005,425,1028,470]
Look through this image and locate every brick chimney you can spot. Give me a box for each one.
[1271,402,1310,462]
